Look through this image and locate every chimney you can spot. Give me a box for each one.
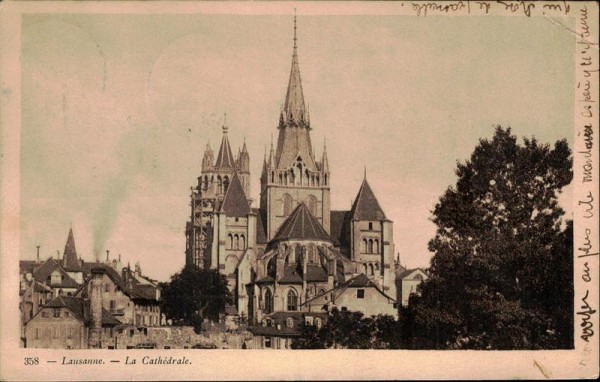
[88,267,105,349]
[36,246,40,263]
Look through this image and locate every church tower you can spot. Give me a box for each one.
[260,15,331,240]
[186,116,251,268]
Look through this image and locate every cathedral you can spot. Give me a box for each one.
[185,16,397,324]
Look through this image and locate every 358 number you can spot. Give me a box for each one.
[24,357,39,365]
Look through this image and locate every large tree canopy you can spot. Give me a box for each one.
[401,126,573,349]
[292,309,402,349]
[160,265,232,330]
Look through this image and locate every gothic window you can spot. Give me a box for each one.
[264,289,273,314]
[267,258,277,278]
[271,171,275,183]
[362,238,368,253]
[307,195,317,216]
[228,234,233,249]
[282,194,293,216]
[234,234,240,250]
[324,174,328,186]
[287,290,298,311]
[240,234,246,250]
[279,173,283,184]
[373,239,379,254]
[223,176,230,193]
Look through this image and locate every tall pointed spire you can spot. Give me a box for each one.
[283,10,306,126]
[322,138,329,172]
[214,113,235,168]
[63,228,81,270]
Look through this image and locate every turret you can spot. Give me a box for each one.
[202,142,214,172]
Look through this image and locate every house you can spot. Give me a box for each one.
[395,267,428,306]
[247,311,327,349]
[303,273,397,317]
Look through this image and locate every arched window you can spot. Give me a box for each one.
[375,263,380,272]
[368,239,374,254]
[282,194,293,216]
[203,175,209,190]
[228,234,233,249]
[287,250,296,264]
[324,174,328,185]
[234,234,240,250]
[369,264,374,276]
[373,239,379,254]
[363,264,368,274]
[223,176,230,193]
[362,238,368,253]
[307,195,317,216]
[279,173,283,184]
[217,175,223,194]
[240,234,246,250]
[264,289,273,314]
[267,257,277,278]
[287,290,298,311]
[271,171,275,183]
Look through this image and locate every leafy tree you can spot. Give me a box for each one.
[160,265,232,332]
[292,309,402,349]
[401,127,573,349]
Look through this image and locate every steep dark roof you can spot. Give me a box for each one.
[220,173,251,217]
[44,296,121,326]
[247,312,327,337]
[253,208,268,244]
[305,264,328,282]
[214,128,235,168]
[62,228,82,271]
[271,203,332,244]
[32,258,80,288]
[329,210,350,247]
[350,179,386,221]
[20,260,37,274]
[278,265,303,284]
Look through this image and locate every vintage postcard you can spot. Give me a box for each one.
[1,0,598,380]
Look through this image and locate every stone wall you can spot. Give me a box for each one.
[104,326,254,349]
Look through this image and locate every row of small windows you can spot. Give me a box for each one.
[282,194,317,216]
[270,168,328,188]
[363,263,380,276]
[227,233,246,250]
[361,238,380,254]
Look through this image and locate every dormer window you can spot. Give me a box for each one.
[50,271,61,285]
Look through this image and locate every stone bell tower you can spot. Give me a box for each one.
[260,14,331,240]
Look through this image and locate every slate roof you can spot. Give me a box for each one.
[271,203,332,244]
[220,173,251,218]
[253,208,268,244]
[305,264,328,282]
[20,260,37,274]
[278,265,303,284]
[62,228,82,271]
[350,179,387,221]
[214,127,235,168]
[32,258,80,289]
[302,273,396,307]
[44,296,121,326]
[329,210,350,247]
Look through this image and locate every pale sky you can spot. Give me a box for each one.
[20,13,575,282]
